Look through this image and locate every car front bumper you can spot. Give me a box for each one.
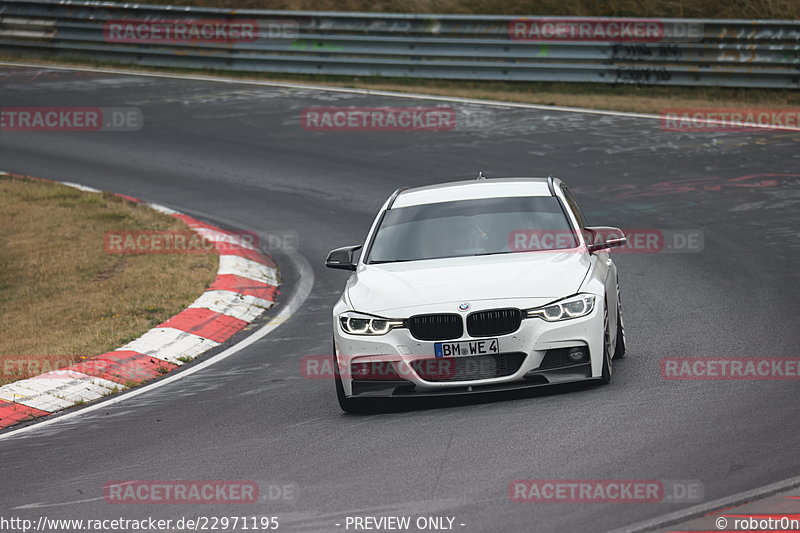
[333,302,605,398]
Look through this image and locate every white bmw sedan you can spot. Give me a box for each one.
[326,176,627,412]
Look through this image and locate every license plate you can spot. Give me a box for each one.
[434,338,499,358]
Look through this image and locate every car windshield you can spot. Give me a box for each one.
[367,196,578,263]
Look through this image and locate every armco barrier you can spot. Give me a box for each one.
[0,0,797,88]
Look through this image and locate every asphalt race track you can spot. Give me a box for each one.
[0,64,798,533]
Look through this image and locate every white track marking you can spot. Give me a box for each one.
[0,176,283,429]
[604,474,800,533]
[188,290,273,322]
[218,255,279,285]
[0,245,314,441]
[0,61,796,524]
[119,328,220,365]
[0,61,659,119]
[5,60,797,132]
[5,60,800,132]
[0,371,122,411]
[146,202,180,215]
[60,181,102,192]
[12,496,105,510]
[194,227,259,250]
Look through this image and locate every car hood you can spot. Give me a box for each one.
[347,251,591,315]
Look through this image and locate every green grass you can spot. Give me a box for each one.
[0,175,217,386]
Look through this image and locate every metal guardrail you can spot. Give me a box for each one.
[0,0,798,88]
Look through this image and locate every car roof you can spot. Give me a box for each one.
[391,177,554,209]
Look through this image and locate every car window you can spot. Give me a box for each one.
[368,196,578,263]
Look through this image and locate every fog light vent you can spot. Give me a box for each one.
[568,347,588,363]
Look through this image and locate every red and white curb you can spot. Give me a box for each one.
[0,175,279,429]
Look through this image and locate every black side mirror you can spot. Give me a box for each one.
[583,227,627,253]
[325,245,362,271]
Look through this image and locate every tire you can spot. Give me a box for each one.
[333,345,373,413]
[600,300,613,384]
[613,284,626,360]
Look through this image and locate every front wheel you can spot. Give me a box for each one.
[613,284,626,360]
[600,300,613,384]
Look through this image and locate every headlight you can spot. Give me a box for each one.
[339,312,404,336]
[526,294,596,322]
